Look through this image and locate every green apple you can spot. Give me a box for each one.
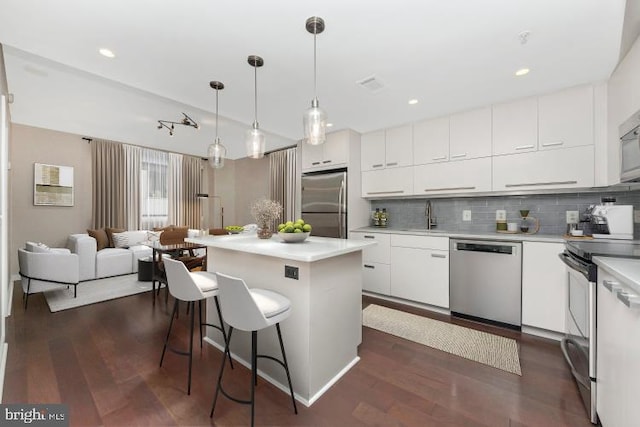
[293,228,303,233]
[284,225,295,233]
[302,224,312,232]
[277,223,286,231]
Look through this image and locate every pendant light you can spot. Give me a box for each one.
[303,16,327,146]
[246,55,266,159]
[208,81,226,169]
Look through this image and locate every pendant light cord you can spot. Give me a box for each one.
[254,64,258,123]
[215,89,219,140]
[313,32,318,100]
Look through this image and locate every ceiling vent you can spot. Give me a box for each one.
[356,75,385,93]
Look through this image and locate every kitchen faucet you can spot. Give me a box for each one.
[425,200,436,230]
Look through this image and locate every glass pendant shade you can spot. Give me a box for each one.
[208,137,226,169]
[303,99,327,146]
[246,122,265,159]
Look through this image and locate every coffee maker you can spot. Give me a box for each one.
[587,198,634,240]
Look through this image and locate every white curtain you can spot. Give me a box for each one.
[168,153,183,226]
[140,148,169,230]
[123,144,141,230]
[269,147,298,225]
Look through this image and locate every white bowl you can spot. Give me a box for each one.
[278,231,310,243]
[570,229,584,236]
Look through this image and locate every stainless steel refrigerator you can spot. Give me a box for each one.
[301,169,347,238]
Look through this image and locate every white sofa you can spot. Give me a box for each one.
[18,242,80,309]
[67,230,153,281]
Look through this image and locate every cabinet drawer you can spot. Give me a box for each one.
[390,234,449,250]
[362,262,390,295]
[350,232,390,263]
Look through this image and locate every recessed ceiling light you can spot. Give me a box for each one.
[408,99,419,105]
[515,68,530,77]
[326,123,334,127]
[99,48,115,58]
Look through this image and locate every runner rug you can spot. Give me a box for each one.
[362,304,522,375]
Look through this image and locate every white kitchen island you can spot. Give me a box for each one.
[185,233,375,406]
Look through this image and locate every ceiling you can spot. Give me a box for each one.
[0,0,631,159]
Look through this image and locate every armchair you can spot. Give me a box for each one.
[18,242,80,309]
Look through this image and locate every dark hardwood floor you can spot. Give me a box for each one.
[3,282,592,426]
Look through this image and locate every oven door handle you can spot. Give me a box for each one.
[558,252,590,278]
[560,338,591,389]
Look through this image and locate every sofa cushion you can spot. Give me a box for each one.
[95,248,133,279]
[105,227,125,247]
[25,241,50,253]
[112,232,130,248]
[87,228,109,251]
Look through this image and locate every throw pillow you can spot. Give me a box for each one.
[147,230,162,242]
[111,232,129,248]
[25,241,51,253]
[87,228,109,251]
[105,227,125,248]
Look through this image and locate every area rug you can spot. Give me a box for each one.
[362,304,522,375]
[43,274,156,312]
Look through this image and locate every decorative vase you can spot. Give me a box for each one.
[257,225,272,239]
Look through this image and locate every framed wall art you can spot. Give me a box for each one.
[34,163,74,206]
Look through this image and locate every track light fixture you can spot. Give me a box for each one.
[157,112,200,136]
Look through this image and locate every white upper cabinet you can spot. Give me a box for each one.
[449,107,492,160]
[301,131,350,171]
[360,130,386,171]
[538,84,594,150]
[361,125,413,171]
[413,116,449,165]
[492,97,538,155]
[414,157,492,195]
[361,167,413,198]
[493,145,594,191]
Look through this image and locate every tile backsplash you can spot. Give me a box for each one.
[370,190,640,236]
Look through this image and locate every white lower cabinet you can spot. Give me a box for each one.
[596,267,640,427]
[390,235,449,308]
[361,167,413,198]
[350,231,390,294]
[521,242,566,333]
[493,145,594,191]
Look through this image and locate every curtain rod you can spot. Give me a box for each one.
[265,143,298,156]
[81,135,207,160]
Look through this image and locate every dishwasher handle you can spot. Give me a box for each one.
[454,242,516,255]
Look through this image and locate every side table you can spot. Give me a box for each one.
[138,257,153,282]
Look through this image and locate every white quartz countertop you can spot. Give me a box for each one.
[351,226,566,243]
[186,233,376,262]
[593,256,640,295]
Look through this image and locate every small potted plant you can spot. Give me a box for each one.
[250,198,282,239]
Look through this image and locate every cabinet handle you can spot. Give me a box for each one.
[431,253,447,259]
[424,186,476,192]
[542,141,564,147]
[603,279,622,293]
[363,235,376,239]
[515,144,535,150]
[322,160,332,164]
[505,180,577,188]
[366,190,405,195]
[451,153,467,159]
[364,264,375,269]
[386,162,398,166]
[311,161,321,165]
[432,156,447,160]
[616,291,640,309]
[372,164,384,168]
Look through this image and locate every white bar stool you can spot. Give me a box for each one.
[210,272,297,426]
[160,257,233,395]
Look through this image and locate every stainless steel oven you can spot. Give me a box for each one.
[559,249,598,424]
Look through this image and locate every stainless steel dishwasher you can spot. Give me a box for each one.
[449,239,522,329]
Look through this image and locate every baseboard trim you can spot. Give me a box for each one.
[0,342,8,402]
[362,291,451,316]
[203,337,359,407]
